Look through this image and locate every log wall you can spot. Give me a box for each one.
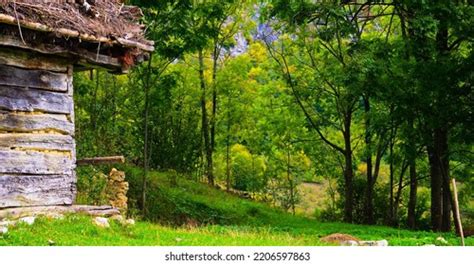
[0,48,76,208]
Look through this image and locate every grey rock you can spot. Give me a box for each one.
[93,217,110,228]
[359,240,389,246]
[19,216,36,226]
[341,239,389,246]
[341,240,359,246]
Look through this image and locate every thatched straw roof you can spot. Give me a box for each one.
[0,0,154,72]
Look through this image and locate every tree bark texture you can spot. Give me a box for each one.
[198,49,214,186]
[343,111,354,223]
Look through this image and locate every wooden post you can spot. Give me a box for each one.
[452,178,465,246]
[77,156,125,166]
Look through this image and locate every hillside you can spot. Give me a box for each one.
[1,169,471,246]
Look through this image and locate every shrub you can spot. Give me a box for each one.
[76,166,108,205]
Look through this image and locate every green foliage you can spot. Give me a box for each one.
[228,144,267,191]
[74,71,142,160]
[75,166,109,206]
[124,165,275,225]
[71,0,473,232]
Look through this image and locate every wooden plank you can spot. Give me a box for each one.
[0,47,68,72]
[77,156,125,166]
[0,34,69,55]
[0,133,74,151]
[0,150,74,175]
[0,64,68,92]
[0,33,123,72]
[0,86,73,114]
[0,111,74,135]
[0,174,75,208]
[0,205,120,219]
[67,66,74,97]
[117,37,155,52]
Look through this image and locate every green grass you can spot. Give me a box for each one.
[0,216,324,246]
[1,168,472,246]
[1,215,471,246]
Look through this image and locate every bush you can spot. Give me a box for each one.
[324,175,430,229]
[124,166,240,225]
[230,144,267,192]
[76,166,108,205]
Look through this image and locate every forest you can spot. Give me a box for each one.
[63,0,474,242]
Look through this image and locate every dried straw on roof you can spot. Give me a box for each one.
[0,0,154,52]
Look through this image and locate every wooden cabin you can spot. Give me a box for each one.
[0,1,153,210]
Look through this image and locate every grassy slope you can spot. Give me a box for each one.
[1,170,472,246]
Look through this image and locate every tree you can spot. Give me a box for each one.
[394,0,473,232]
[265,0,387,223]
[129,0,207,211]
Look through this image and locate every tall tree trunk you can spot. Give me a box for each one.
[407,118,418,229]
[441,158,462,234]
[210,43,219,152]
[429,127,457,232]
[363,96,375,224]
[388,105,396,224]
[426,126,458,233]
[225,96,231,191]
[91,70,99,131]
[287,145,295,216]
[372,135,386,184]
[226,137,231,191]
[428,139,443,232]
[198,49,214,186]
[393,161,409,225]
[442,177,452,232]
[438,127,453,232]
[343,111,354,223]
[141,56,153,213]
[407,158,418,229]
[389,135,394,224]
[435,6,453,233]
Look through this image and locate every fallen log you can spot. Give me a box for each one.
[77,156,125,166]
[0,205,120,220]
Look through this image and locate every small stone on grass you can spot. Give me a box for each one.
[19,216,36,226]
[93,217,110,228]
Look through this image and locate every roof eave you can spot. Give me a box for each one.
[0,14,155,52]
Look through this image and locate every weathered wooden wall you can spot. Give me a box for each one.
[0,47,76,208]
